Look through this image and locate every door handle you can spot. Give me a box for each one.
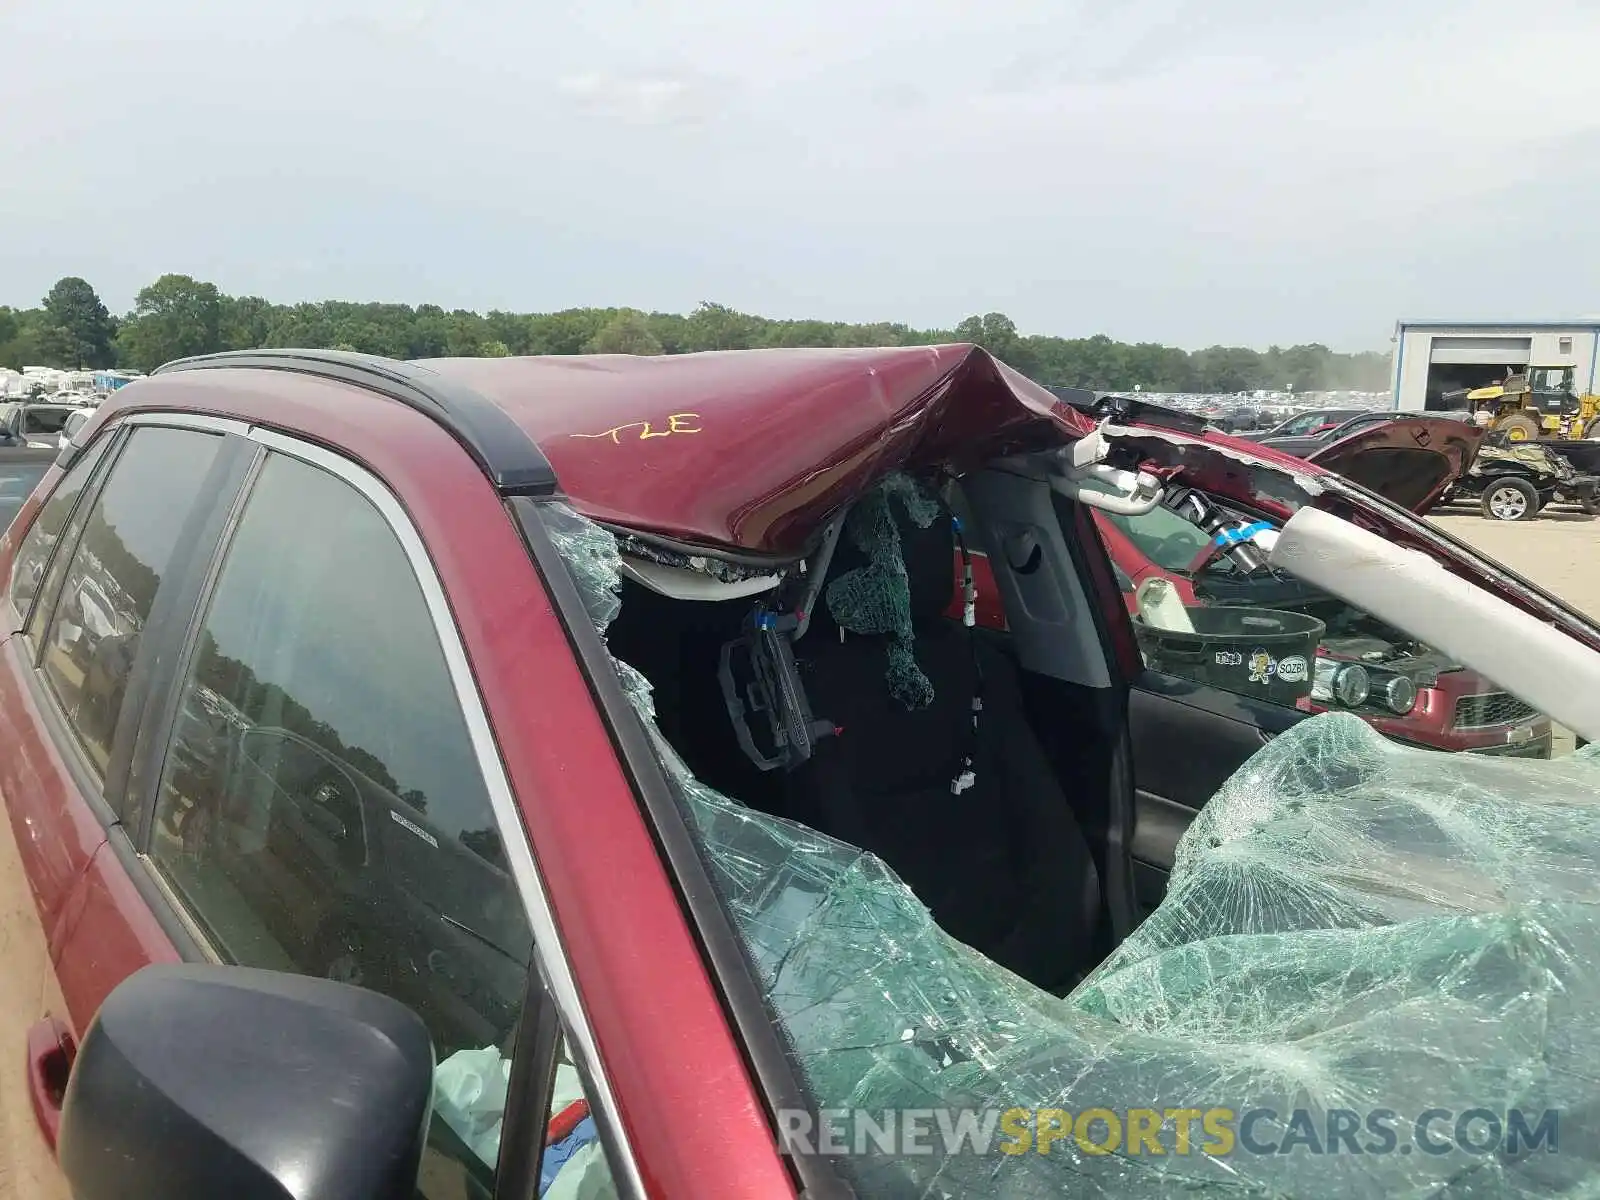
[25,1016,75,1150]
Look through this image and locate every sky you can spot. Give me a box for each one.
[4,0,1600,351]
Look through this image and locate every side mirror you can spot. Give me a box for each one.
[58,964,435,1200]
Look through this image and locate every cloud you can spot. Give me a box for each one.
[3,0,1600,350]
[555,71,717,127]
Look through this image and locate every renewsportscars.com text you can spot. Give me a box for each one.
[779,1106,1559,1159]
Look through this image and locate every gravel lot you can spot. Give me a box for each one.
[1432,505,1600,613]
[0,503,1594,1195]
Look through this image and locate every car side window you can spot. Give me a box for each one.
[147,449,534,1195]
[9,436,111,621]
[537,1036,618,1200]
[37,428,223,777]
[1098,499,1562,760]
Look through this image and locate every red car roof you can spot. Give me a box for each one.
[420,345,1092,556]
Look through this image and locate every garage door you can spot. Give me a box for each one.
[1429,335,1532,365]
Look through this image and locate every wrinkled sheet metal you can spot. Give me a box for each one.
[549,499,1600,1198]
[437,346,1089,557]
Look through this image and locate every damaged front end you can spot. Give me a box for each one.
[539,495,1600,1200]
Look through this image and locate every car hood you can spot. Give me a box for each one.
[1303,416,1483,513]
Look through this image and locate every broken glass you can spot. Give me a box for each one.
[546,498,1600,1198]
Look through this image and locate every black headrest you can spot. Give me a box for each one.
[815,490,955,636]
[900,508,956,627]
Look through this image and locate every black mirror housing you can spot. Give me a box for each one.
[58,963,435,1200]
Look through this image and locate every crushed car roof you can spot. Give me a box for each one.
[420,346,1094,557]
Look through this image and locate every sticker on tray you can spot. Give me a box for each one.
[1247,648,1276,684]
[1215,650,1244,666]
[1275,655,1309,683]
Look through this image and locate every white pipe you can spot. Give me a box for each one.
[1271,506,1600,745]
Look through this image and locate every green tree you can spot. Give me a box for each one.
[42,277,116,367]
[48,270,1390,393]
[117,274,224,372]
[587,311,663,355]
[684,302,758,351]
[527,309,608,355]
[221,295,275,349]
[1193,345,1263,394]
[954,312,1042,374]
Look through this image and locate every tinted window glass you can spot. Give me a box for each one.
[148,451,532,1193]
[23,407,74,436]
[40,428,222,776]
[9,438,110,620]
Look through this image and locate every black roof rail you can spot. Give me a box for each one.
[154,349,559,496]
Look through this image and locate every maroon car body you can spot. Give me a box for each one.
[1,348,1594,1200]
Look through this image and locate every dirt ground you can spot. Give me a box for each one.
[0,504,1596,1195]
[0,791,72,1200]
[1432,504,1600,613]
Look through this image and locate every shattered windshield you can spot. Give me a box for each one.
[543,498,1600,1198]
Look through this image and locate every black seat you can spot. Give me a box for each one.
[785,496,1102,994]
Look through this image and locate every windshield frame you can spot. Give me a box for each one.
[511,493,856,1200]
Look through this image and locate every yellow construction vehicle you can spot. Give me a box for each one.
[1465,364,1600,441]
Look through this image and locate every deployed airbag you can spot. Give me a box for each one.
[549,500,1600,1199]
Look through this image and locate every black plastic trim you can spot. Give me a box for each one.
[495,965,566,1200]
[15,428,124,640]
[124,437,263,847]
[512,495,858,1200]
[1072,391,1212,435]
[154,349,559,497]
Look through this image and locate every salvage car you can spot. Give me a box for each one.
[1232,406,1366,442]
[1443,433,1600,521]
[0,401,85,449]
[0,445,57,532]
[6,348,1600,1200]
[1251,408,1469,459]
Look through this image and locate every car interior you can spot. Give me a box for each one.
[605,454,1158,992]
[582,451,1600,1198]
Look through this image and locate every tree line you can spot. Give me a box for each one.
[0,274,1392,394]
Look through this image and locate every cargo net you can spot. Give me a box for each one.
[822,473,942,709]
[545,498,1600,1199]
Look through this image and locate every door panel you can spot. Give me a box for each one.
[1127,670,1312,911]
[48,833,183,1034]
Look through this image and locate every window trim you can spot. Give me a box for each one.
[12,420,251,826]
[130,425,644,1200]
[9,425,124,637]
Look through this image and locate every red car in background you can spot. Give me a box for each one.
[1087,502,1551,755]
[961,413,1551,756]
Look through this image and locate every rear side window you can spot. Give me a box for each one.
[37,428,223,777]
[147,449,534,1195]
[23,407,73,437]
[9,438,111,620]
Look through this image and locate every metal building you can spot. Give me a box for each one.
[1391,320,1600,411]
